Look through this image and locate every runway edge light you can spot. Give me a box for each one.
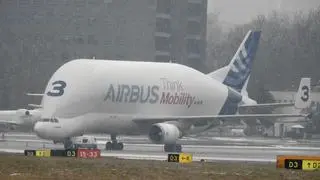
[276,155,320,170]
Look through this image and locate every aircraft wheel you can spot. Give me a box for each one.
[112,142,124,150]
[106,142,113,150]
[176,144,182,152]
[117,142,124,150]
[63,139,73,149]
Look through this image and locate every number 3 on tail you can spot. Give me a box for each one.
[47,80,67,97]
[301,85,309,102]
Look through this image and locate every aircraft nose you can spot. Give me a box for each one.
[33,122,47,139]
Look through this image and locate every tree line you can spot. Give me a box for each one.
[206,7,320,93]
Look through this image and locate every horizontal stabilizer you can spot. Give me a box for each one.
[28,104,42,108]
[25,93,44,96]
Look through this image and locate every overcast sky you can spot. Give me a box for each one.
[208,0,320,25]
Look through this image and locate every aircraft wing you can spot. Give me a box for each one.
[0,120,20,125]
[132,113,311,124]
[239,102,294,109]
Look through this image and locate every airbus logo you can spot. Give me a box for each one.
[104,84,159,104]
[104,81,203,108]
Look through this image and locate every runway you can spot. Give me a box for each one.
[3,132,320,146]
[1,133,320,162]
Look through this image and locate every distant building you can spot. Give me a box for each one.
[0,0,207,64]
[0,0,208,107]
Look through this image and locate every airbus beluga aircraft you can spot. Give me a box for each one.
[33,30,312,152]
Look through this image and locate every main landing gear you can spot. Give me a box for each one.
[63,138,73,149]
[105,134,124,151]
[164,144,182,153]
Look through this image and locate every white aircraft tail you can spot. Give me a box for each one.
[294,78,311,109]
[207,30,262,93]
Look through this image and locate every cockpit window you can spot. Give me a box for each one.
[40,118,59,123]
[42,118,50,122]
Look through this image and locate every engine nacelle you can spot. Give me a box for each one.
[16,109,31,116]
[148,123,182,144]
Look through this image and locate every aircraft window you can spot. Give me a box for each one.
[187,39,201,54]
[187,3,202,17]
[156,18,171,34]
[187,21,201,35]
[156,0,171,14]
[155,36,170,51]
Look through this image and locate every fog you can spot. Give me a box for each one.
[208,0,320,28]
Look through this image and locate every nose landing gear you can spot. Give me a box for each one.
[105,134,124,151]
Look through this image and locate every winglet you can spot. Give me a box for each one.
[294,78,311,109]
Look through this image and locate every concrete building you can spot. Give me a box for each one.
[0,0,207,64]
[0,0,208,107]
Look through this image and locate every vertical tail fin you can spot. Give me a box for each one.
[208,30,262,93]
[294,78,311,109]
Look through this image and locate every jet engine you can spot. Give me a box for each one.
[16,109,31,117]
[148,123,182,144]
